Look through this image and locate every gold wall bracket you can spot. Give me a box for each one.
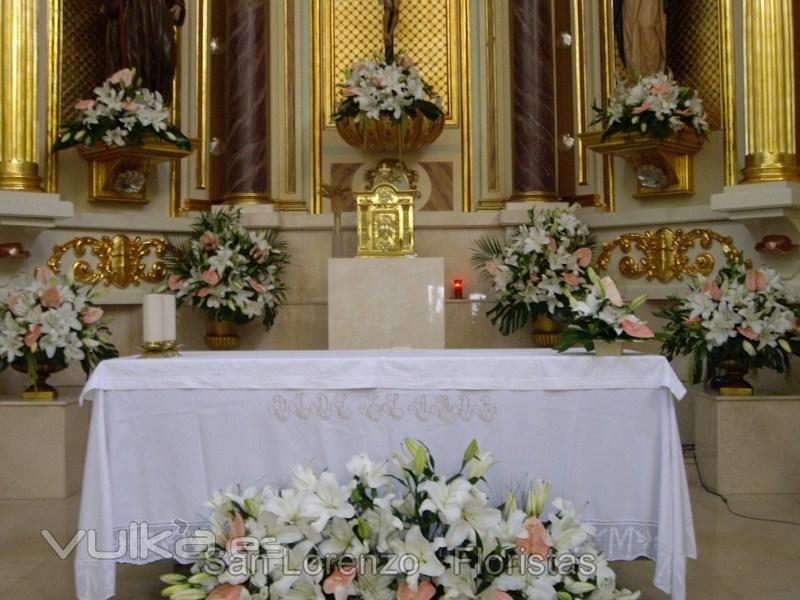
[48,235,168,288]
[582,131,703,199]
[77,138,193,204]
[597,228,742,283]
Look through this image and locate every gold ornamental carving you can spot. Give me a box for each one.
[356,161,418,257]
[597,228,741,283]
[48,235,168,288]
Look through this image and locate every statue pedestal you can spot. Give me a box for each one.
[328,258,445,350]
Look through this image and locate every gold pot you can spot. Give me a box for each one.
[205,318,241,350]
[11,358,67,400]
[531,314,565,349]
[335,112,445,153]
[593,340,625,356]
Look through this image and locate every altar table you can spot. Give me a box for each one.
[74,349,695,600]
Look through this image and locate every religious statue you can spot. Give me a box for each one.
[614,0,677,76]
[382,0,401,62]
[101,0,186,105]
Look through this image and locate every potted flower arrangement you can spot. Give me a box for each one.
[657,259,800,394]
[590,72,709,141]
[53,68,190,152]
[0,268,118,399]
[164,208,289,350]
[555,268,655,355]
[333,54,445,153]
[159,439,640,600]
[472,205,595,347]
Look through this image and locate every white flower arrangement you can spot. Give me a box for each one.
[164,208,289,329]
[53,68,190,152]
[333,55,443,124]
[0,268,118,384]
[159,440,640,600]
[472,206,594,335]
[556,268,655,351]
[591,72,709,140]
[658,259,800,383]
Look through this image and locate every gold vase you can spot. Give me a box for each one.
[11,359,67,400]
[710,358,754,396]
[205,318,240,350]
[335,112,445,153]
[531,314,565,349]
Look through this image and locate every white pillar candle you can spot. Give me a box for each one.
[161,294,176,342]
[142,294,164,343]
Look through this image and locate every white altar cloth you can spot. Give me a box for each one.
[75,349,694,600]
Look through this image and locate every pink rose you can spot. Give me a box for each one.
[167,274,184,291]
[737,326,759,341]
[529,274,541,283]
[402,55,415,69]
[82,306,104,325]
[74,99,95,111]
[547,238,557,253]
[202,270,221,286]
[600,276,624,307]
[397,581,437,600]
[485,262,498,277]
[208,584,249,600]
[493,593,514,600]
[323,567,357,596]
[24,324,41,349]
[199,231,220,251]
[745,269,768,292]
[248,278,265,294]
[40,287,62,309]
[198,288,211,298]
[573,247,592,268]
[35,267,56,284]
[633,102,652,115]
[121,100,138,111]
[561,272,580,287]
[109,68,133,87]
[621,317,655,339]
[516,517,551,559]
[683,316,701,325]
[651,82,672,95]
[701,277,721,301]
[351,62,362,71]
[8,295,18,311]
[225,513,248,553]
[342,87,358,97]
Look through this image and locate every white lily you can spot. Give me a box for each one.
[389,526,446,591]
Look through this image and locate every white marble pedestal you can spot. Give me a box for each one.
[328,258,445,349]
[693,386,800,495]
[0,388,90,498]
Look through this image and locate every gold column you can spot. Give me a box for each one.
[741,0,800,183]
[0,0,42,191]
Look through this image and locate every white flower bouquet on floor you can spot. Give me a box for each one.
[657,258,800,384]
[591,72,709,141]
[0,268,118,386]
[472,206,595,335]
[164,208,289,330]
[555,268,655,352]
[52,68,190,151]
[159,440,639,600]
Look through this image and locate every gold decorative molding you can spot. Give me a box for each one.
[597,228,741,284]
[195,0,209,191]
[572,0,588,186]
[284,0,297,195]
[582,131,703,199]
[48,235,168,289]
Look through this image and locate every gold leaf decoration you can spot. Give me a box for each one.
[48,235,167,289]
[596,228,742,283]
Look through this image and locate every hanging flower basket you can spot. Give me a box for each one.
[335,111,444,153]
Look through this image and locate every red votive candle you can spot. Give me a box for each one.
[453,279,464,299]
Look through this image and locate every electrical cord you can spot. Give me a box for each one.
[693,460,800,528]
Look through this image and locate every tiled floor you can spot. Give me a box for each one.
[0,466,798,599]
